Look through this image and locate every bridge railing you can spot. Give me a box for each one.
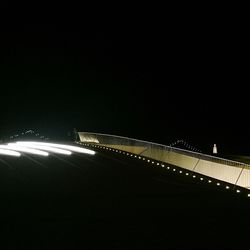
[78,132,250,189]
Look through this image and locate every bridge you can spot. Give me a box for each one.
[0,134,250,249]
[79,132,250,191]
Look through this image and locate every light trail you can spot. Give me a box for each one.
[0,148,21,157]
[15,141,96,155]
[13,144,72,155]
[1,144,49,156]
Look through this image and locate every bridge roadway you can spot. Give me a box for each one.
[0,142,250,249]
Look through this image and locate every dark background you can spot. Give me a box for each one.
[0,6,248,155]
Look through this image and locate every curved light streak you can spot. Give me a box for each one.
[5,144,49,156]
[0,141,95,157]
[14,143,72,155]
[16,141,95,155]
[0,148,21,157]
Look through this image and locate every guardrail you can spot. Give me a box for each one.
[78,132,250,189]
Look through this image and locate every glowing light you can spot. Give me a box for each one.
[2,144,49,156]
[15,141,95,155]
[226,186,230,189]
[186,173,189,175]
[236,190,240,193]
[0,148,21,157]
[193,175,196,178]
[247,194,250,197]
[200,178,203,180]
[217,183,220,186]
[208,180,212,183]
[179,171,182,173]
[14,144,71,155]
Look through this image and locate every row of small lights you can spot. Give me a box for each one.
[9,130,50,140]
[169,139,202,153]
[76,142,250,198]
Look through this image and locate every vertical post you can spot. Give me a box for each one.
[234,164,245,190]
[213,144,217,154]
[192,158,200,172]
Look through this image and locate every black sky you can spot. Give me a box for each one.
[0,7,248,154]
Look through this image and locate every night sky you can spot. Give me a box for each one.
[0,9,248,155]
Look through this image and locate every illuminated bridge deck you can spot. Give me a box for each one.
[0,142,250,249]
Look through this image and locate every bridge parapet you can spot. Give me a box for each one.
[78,132,250,189]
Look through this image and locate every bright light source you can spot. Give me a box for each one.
[186,173,189,175]
[237,190,240,193]
[208,180,212,183]
[173,169,176,171]
[200,177,203,180]
[2,144,49,156]
[179,171,182,173]
[14,144,71,155]
[157,163,160,166]
[0,148,21,157]
[161,164,165,168]
[226,186,230,189]
[217,183,220,186]
[15,141,95,155]
[147,160,150,162]
[247,194,250,197]
[193,175,196,178]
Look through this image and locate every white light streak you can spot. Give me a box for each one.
[0,148,21,157]
[5,144,49,156]
[14,144,72,155]
[15,141,96,155]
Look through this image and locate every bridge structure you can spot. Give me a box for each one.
[1,133,250,249]
[78,132,250,192]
